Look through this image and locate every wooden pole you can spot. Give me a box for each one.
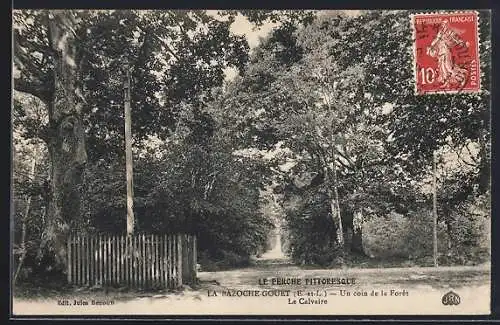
[433,150,438,267]
[124,65,135,235]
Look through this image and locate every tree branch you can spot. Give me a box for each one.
[161,38,181,62]
[337,144,357,168]
[450,143,477,168]
[13,30,53,102]
[13,31,51,79]
[166,11,189,39]
[311,125,355,173]
[14,77,52,104]
[464,142,480,165]
[137,25,180,63]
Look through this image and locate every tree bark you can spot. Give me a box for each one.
[314,86,344,252]
[445,216,453,253]
[315,128,344,253]
[350,210,365,255]
[14,150,38,285]
[477,103,490,194]
[331,151,344,248]
[322,160,344,250]
[124,66,135,235]
[38,11,87,272]
[432,151,438,267]
[478,130,490,194]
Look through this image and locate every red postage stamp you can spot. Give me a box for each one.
[411,11,480,94]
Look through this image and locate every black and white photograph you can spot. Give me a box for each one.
[11,9,491,316]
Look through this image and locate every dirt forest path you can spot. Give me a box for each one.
[198,259,490,292]
[13,261,490,316]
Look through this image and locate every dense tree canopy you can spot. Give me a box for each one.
[12,10,490,280]
[214,10,490,265]
[12,9,313,277]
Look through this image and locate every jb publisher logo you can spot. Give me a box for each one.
[442,291,461,306]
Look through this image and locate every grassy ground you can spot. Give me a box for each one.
[12,262,491,315]
[13,258,490,302]
[199,261,490,291]
[13,281,182,302]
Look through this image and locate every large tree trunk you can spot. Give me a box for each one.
[350,209,365,255]
[39,11,87,272]
[316,137,344,255]
[322,162,344,251]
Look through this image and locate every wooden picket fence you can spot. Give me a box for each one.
[67,233,197,289]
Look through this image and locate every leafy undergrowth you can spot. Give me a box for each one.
[294,254,490,270]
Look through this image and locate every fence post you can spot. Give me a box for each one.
[192,235,197,283]
[126,235,130,287]
[135,234,139,288]
[176,234,182,288]
[83,234,86,286]
[77,234,81,285]
[67,233,72,285]
[181,234,188,284]
[80,235,84,287]
[131,235,135,287]
[93,234,96,286]
[99,234,103,286]
[158,234,163,288]
[166,234,171,288]
[141,233,145,289]
[153,235,157,287]
[85,235,89,286]
[113,235,116,286]
[108,235,112,286]
[88,235,92,286]
[103,234,107,286]
[162,234,166,288]
[101,234,105,286]
[146,234,150,288]
[117,235,121,285]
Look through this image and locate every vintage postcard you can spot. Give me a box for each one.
[11,9,491,317]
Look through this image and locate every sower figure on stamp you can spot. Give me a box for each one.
[426,19,469,88]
